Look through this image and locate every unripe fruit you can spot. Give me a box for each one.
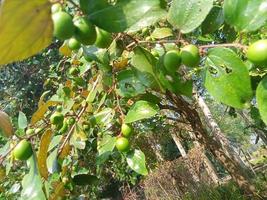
[50,112,64,125]
[52,11,75,40]
[181,45,200,67]
[74,17,96,45]
[13,140,33,160]
[115,137,130,152]
[67,117,75,126]
[26,128,34,135]
[69,67,80,76]
[56,105,63,112]
[163,50,181,73]
[95,28,113,48]
[51,3,62,14]
[68,38,81,50]
[121,123,133,138]
[247,40,267,66]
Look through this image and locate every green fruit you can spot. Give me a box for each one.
[52,11,75,40]
[69,67,80,76]
[50,112,64,125]
[74,17,96,45]
[95,28,113,48]
[56,105,63,112]
[247,40,267,66]
[68,38,81,50]
[163,50,181,73]
[121,124,133,138]
[67,117,75,126]
[181,45,200,67]
[13,140,33,160]
[26,128,34,135]
[51,3,62,14]
[115,137,130,152]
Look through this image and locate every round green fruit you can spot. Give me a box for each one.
[56,105,63,112]
[68,38,81,50]
[115,137,130,152]
[121,123,133,138]
[69,67,80,76]
[247,40,267,66]
[67,117,75,126]
[13,140,33,161]
[181,45,200,67]
[52,11,75,40]
[74,17,96,45]
[51,3,62,14]
[163,50,181,73]
[50,112,64,125]
[95,28,113,48]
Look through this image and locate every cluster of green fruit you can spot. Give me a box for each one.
[246,40,267,68]
[51,3,113,50]
[115,123,133,152]
[163,44,200,73]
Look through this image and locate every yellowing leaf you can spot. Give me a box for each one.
[31,101,59,124]
[0,110,13,137]
[0,0,53,65]
[37,129,52,180]
[59,41,72,57]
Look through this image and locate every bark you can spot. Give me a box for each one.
[167,92,257,197]
[171,133,187,158]
[194,93,254,178]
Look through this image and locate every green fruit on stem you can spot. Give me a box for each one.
[56,105,63,112]
[121,123,133,138]
[95,28,113,48]
[26,128,34,135]
[74,17,96,45]
[51,3,62,14]
[50,112,64,125]
[163,50,181,73]
[13,140,33,160]
[69,67,80,76]
[247,40,267,67]
[68,38,81,50]
[115,137,130,152]
[67,117,75,126]
[181,45,200,67]
[52,11,75,40]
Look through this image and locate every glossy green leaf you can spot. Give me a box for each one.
[204,48,253,109]
[131,47,162,90]
[20,156,46,200]
[126,149,148,175]
[98,134,116,155]
[168,0,213,33]
[224,0,267,32]
[18,111,27,130]
[201,6,224,34]
[87,0,167,33]
[116,69,146,98]
[256,76,267,125]
[0,0,52,65]
[125,100,159,123]
[151,28,173,39]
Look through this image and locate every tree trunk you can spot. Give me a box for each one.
[194,93,254,178]
[167,92,257,197]
[171,133,187,158]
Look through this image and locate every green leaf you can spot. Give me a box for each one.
[204,48,253,109]
[116,69,146,98]
[18,111,27,130]
[168,0,213,33]
[125,101,159,123]
[0,0,52,65]
[126,149,148,175]
[98,134,116,155]
[87,0,167,33]
[224,0,267,32]
[201,6,224,34]
[151,28,173,39]
[256,76,267,125]
[91,108,115,128]
[20,156,46,200]
[131,47,162,90]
